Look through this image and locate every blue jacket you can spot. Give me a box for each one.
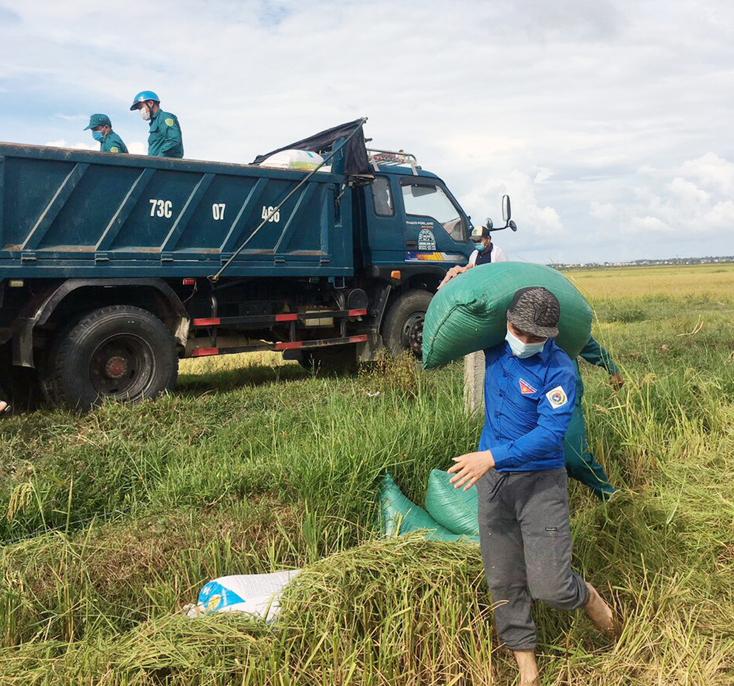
[479,339,577,471]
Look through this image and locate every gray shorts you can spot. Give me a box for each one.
[476,468,588,651]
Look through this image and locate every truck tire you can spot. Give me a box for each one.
[300,345,358,375]
[49,306,178,410]
[381,290,433,358]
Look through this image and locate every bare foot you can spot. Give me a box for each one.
[583,581,616,634]
[513,650,540,686]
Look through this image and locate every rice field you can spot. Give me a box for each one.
[1,263,733,685]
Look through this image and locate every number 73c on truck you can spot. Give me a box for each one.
[0,118,513,409]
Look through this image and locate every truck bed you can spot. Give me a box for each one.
[0,143,353,279]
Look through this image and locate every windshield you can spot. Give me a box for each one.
[401,183,466,241]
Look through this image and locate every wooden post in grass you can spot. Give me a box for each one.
[464,351,485,415]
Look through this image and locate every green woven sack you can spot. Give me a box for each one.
[378,474,478,543]
[424,469,480,537]
[422,262,592,369]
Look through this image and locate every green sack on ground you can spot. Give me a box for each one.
[424,469,480,537]
[422,262,592,369]
[378,473,478,543]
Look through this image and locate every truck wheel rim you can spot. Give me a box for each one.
[401,312,425,357]
[89,335,155,399]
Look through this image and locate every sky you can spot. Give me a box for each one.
[1,0,732,264]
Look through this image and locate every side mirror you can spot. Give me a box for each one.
[509,220,517,232]
[502,195,511,222]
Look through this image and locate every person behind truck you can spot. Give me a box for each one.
[84,114,128,154]
[437,227,508,290]
[566,336,623,500]
[469,226,509,266]
[447,287,616,686]
[129,91,184,158]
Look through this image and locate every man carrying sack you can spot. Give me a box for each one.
[448,287,615,686]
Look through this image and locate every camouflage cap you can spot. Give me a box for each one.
[507,287,560,338]
[84,114,112,130]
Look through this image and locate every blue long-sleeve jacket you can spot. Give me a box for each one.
[479,339,577,471]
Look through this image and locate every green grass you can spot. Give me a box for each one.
[1,268,733,685]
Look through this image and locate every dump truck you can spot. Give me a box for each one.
[0,118,509,408]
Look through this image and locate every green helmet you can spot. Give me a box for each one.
[84,113,112,130]
[130,91,160,111]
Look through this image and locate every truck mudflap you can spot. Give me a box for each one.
[191,334,368,358]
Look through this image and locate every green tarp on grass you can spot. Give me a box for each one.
[378,473,479,544]
[425,469,480,537]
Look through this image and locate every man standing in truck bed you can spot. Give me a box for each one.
[129,90,184,158]
[84,114,128,154]
[448,287,615,686]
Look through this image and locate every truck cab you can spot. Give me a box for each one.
[364,158,474,272]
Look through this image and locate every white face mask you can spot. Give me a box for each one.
[139,106,151,121]
[505,328,546,358]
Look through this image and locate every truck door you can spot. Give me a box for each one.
[398,177,472,266]
[360,175,406,266]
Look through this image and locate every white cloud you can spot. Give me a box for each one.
[54,113,88,123]
[44,139,97,151]
[506,170,565,240]
[625,215,671,236]
[573,153,734,257]
[704,200,734,229]
[127,141,147,155]
[43,138,147,155]
[667,177,710,207]
[590,202,616,220]
[678,153,734,196]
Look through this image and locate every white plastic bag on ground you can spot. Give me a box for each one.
[185,570,301,622]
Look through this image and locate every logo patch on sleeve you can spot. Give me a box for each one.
[519,378,536,395]
[546,386,568,409]
[165,118,174,127]
[110,146,119,153]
